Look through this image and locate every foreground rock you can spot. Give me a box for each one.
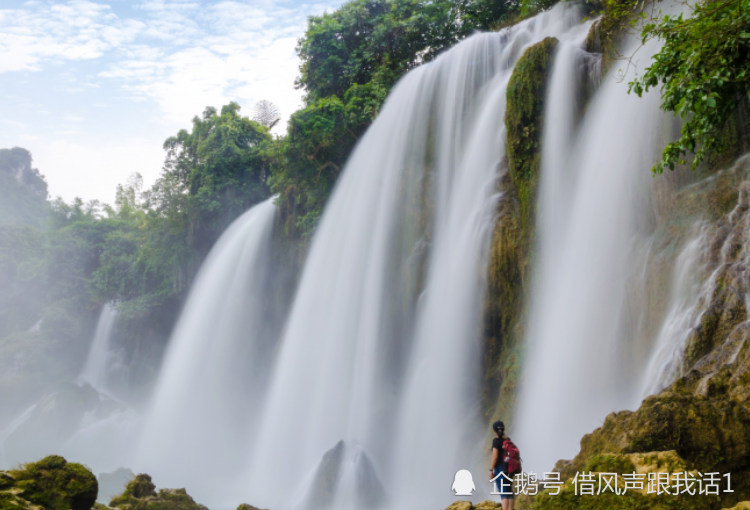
[445,501,500,510]
[0,455,98,510]
[108,474,209,510]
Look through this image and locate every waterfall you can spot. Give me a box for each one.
[244,5,586,510]
[515,27,667,472]
[134,197,277,493]
[640,227,709,395]
[79,304,119,396]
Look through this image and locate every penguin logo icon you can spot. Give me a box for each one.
[451,469,475,496]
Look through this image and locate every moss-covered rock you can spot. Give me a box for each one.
[482,36,559,432]
[235,505,267,510]
[444,501,473,510]
[0,455,98,510]
[108,474,208,510]
[505,36,558,239]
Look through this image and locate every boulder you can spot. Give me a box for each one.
[444,501,473,510]
[0,455,98,510]
[109,474,208,510]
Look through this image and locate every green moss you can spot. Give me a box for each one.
[1,456,98,510]
[483,37,558,433]
[530,483,722,510]
[109,474,156,506]
[109,475,207,510]
[505,36,558,238]
[583,454,635,475]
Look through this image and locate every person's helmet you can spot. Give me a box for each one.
[492,420,505,432]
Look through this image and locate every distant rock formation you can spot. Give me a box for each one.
[0,147,47,199]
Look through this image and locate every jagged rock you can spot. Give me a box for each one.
[306,441,344,509]
[474,501,500,509]
[0,455,98,510]
[236,504,267,510]
[444,501,473,510]
[303,440,385,510]
[109,474,208,510]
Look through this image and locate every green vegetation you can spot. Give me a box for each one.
[629,0,750,173]
[0,456,98,510]
[0,0,531,409]
[505,36,558,236]
[582,454,636,474]
[109,474,209,510]
[276,0,529,238]
[296,0,522,102]
[0,103,276,408]
[483,37,558,429]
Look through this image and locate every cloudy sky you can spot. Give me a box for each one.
[0,0,341,203]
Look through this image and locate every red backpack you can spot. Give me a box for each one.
[503,438,522,476]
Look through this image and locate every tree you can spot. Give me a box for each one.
[629,0,750,173]
[158,102,273,252]
[253,100,282,129]
[295,0,521,102]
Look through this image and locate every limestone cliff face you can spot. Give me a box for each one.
[538,158,750,508]
[482,37,559,428]
[480,6,750,509]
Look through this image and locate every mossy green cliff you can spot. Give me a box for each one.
[483,36,558,430]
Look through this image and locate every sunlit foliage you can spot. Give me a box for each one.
[629,0,750,173]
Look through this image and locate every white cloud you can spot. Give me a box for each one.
[0,0,343,202]
[27,135,167,204]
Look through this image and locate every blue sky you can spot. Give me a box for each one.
[0,0,341,203]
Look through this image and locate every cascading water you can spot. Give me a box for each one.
[243,5,587,510]
[3,2,703,506]
[640,227,709,396]
[515,25,668,472]
[78,304,120,396]
[134,197,277,493]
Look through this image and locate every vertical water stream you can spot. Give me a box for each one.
[79,304,119,395]
[245,5,587,510]
[135,197,278,493]
[516,30,666,472]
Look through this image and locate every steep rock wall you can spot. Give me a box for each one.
[483,37,558,427]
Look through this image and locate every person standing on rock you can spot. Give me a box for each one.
[489,421,515,510]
